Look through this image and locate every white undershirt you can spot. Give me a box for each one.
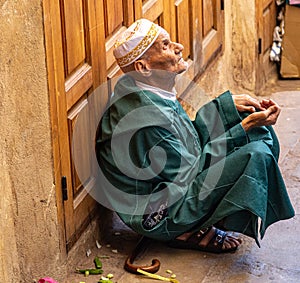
[135,80,177,101]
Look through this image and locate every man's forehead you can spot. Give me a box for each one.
[153,29,170,45]
[158,28,170,39]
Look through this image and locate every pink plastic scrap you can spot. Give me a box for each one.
[38,278,59,283]
[289,0,300,4]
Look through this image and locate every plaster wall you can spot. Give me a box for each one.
[195,0,257,99]
[0,0,63,282]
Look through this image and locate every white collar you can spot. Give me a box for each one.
[135,80,177,101]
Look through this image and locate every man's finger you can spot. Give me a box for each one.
[269,105,280,114]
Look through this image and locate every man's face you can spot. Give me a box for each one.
[142,29,188,74]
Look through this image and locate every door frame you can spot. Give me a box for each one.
[43,0,68,255]
[255,0,277,93]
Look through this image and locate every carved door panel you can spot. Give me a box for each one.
[256,0,276,93]
[200,0,224,71]
[134,0,170,24]
[104,0,134,80]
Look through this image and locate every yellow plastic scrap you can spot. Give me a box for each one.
[137,268,180,283]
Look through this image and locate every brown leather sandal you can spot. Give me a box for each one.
[168,226,240,254]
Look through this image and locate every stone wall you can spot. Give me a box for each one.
[0,0,62,282]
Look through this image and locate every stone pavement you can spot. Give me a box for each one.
[66,79,300,283]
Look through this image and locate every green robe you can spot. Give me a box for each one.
[96,74,294,245]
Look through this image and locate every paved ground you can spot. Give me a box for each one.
[66,79,300,283]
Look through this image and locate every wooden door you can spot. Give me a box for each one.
[256,0,277,93]
[44,0,224,252]
[44,0,109,251]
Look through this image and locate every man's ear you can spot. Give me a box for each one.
[134,60,152,76]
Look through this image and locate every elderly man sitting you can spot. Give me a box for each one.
[95,19,294,253]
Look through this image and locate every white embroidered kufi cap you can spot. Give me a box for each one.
[113,18,162,67]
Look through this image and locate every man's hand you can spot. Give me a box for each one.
[241,99,281,132]
[232,94,265,113]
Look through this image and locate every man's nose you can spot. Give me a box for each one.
[174,42,184,54]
